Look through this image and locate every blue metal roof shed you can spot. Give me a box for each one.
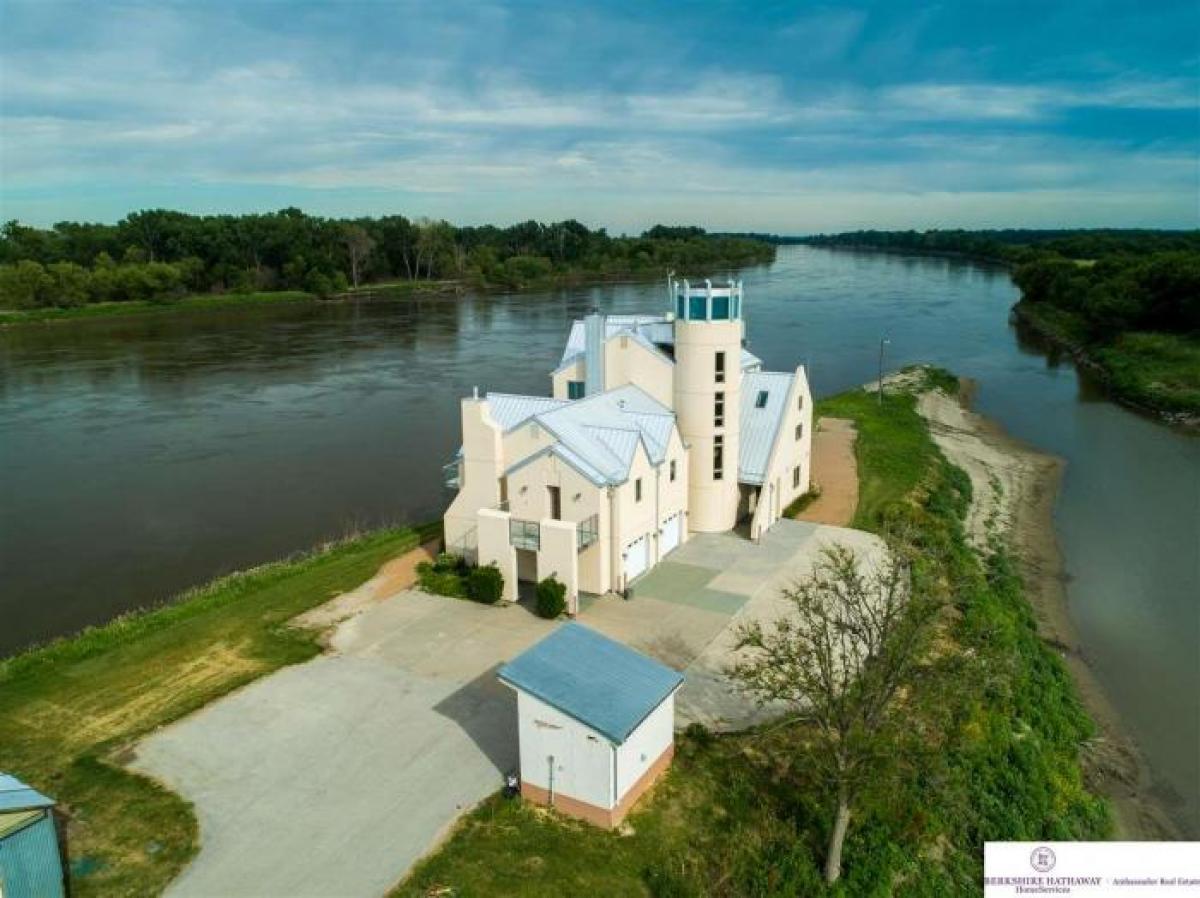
[0,773,66,898]
[498,622,684,745]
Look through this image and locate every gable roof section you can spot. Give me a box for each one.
[0,774,53,814]
[739,370,797,485]
[486,393,569,431]
[498,622,684,745]
[497,384,676,487]
[560,314,673,366]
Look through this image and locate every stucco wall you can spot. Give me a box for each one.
[551,357,585,400]
[516,690,614,811]
[444,397,504,559]
[603,336,675,408]
[615,692,675,798]
[476,508,517,601]
[673,319,742,532]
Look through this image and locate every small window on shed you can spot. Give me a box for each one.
[755,390,769,408]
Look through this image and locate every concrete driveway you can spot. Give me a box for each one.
[132,519,879,897]
[131,593,556,898]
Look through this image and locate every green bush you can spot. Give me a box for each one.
[466,564,504,604]
[415,552,468,598]
[534,576,566,619]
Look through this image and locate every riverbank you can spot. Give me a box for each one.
[914,374,1184,839]
[0,258,771,328]
[0,522,439,897]
[1012,300,1200,429]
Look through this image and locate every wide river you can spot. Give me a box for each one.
[2,246,1196,830]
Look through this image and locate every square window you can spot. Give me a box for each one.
[567,380,585,400]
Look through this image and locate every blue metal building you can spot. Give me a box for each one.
[0,774,65,898]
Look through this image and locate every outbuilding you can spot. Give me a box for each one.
[498,622,683,828]
[0,773,65,898]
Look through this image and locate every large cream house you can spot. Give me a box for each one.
[443,277,813,610]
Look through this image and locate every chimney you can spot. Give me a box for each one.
[584,309,606,398]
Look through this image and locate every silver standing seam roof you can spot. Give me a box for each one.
[739,370,798,485]
[490,384,676,487]
[498,622,684,745]
[559,315,762,373]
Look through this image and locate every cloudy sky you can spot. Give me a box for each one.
[1,0,1196,231]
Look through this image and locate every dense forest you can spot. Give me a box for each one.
[0,212,774,310]
[801,228,1200,419]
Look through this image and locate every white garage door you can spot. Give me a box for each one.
[660,513,682,556]
[623,535,649,583]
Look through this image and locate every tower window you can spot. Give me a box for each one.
[670,459,677,482]
[755,390,769,408]
[713,435,724,480]
[797,394,804,411]
[793,466,801,488]
[714,391,725,427]
[689,295,706,320]
[715,351,726,383]
[712,295,730,319]
[567,380,585,400]
[795,423,803,441]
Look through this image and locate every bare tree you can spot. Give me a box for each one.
[729,542,941,884]
[342,224,375,289]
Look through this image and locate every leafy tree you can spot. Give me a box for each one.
[729,542,941,884]
[0,260,53,308]
[341,223,375,288]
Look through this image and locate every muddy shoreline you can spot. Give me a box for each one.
[917,377,1185,840]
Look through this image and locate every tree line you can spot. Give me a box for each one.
[800,228,1200,339]
[0,211,774,310]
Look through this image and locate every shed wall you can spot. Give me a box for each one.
[615,693,676,798]
[0,811,65,898]
[516,691,614,811]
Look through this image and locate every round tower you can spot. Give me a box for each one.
[671,277,743,532]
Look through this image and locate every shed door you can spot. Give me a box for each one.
[623,535,649,583]
[660,514,681,556]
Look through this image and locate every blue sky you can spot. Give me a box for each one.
[1,0,1196,231]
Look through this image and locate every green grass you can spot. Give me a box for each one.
[1096,331,1200,415]
[0,290,317,325]
[1016,302,1200,419]
[0,521,439,897]
[393,371,1107,897]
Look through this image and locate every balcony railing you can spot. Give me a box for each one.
[509,519,540,551]
[576,513,599,552]
[442,459,461,491]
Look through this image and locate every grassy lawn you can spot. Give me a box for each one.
[0,522,439,897]
[393,372,1107,897]
[0,290,318,325]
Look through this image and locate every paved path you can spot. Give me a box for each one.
[132,520,880,897]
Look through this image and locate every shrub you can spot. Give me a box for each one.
[466,564,504,604]
[416,552,468,598]
[534,576,566,619]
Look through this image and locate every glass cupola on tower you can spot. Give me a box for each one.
[671,278,743,321]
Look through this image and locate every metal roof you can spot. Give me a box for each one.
[560,315,674,365]
[496,384,676,487]
[0,774,53,814]
[740,348,762,371]
[486,394,569,432]
[498,623,684,745]
[739,370,797,485]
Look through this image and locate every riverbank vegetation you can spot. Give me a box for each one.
[0,213,773,316]
[395,373,1108,897]
[801,229,1200,423]
[0,522,438,897]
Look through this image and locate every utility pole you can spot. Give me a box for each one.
[878,337,890,406]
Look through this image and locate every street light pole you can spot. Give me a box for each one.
[878,337,890,406]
